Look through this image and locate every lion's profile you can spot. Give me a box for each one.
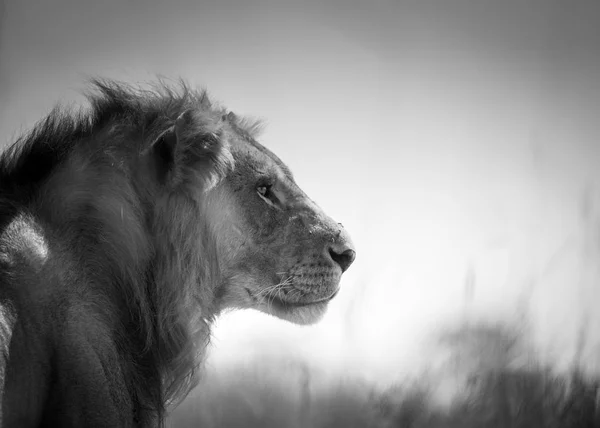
[0,79,355,427]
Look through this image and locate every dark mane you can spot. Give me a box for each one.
[0,78,261,201]
[0,79,262,425]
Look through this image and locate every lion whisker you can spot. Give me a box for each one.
[253,276,294,300]
[255,277,293,308]
[253,283,282,298]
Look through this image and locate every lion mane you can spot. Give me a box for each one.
[0,79,256,427]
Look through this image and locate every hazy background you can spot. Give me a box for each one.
[1,0,600,424]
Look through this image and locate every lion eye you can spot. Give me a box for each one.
[257,185,270,197]
[256,183,283,210]
[257,184,278,207]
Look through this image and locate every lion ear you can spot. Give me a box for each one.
[149,111,189,184]
[222,111,237,123]
[149,110,233,189]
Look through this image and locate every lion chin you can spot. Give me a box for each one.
[259,288,340,325]
[268,302,331,325]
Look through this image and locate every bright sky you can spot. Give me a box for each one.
[1,0,600,408]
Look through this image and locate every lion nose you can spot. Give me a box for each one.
[328,242,356,273]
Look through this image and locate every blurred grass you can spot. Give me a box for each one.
[167,321,600,428]
[168,185,600,426]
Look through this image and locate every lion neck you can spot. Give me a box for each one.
[38,152,224,418]
[146,188,225,409]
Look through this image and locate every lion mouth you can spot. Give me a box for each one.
[269,288,339,309]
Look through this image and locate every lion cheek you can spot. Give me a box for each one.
[213,274,260,310]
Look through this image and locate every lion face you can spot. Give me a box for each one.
[205,134,356,325]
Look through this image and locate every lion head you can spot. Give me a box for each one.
[137,92,356,328]
[204,119,356,325]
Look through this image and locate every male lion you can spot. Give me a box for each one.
[0,80,355,427]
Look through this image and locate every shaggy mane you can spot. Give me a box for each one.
[0,78,262,198]
[0,78,263,425]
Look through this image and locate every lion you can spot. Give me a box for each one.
[0,79,356,427]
